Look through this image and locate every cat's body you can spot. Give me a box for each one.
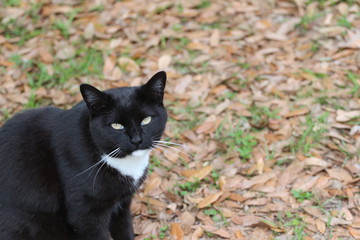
[0,72,167,240]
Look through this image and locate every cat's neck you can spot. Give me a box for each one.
[101,149,151,183]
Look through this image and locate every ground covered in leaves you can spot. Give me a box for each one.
[1,0,360,239]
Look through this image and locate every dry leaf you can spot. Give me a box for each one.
[284,108,310,118]
[56,45,75,60]
[212,229,231,239]
[181,165,213,181]
[304,157,329,167]
[315,219,326,234]
[191,227,204,240]
[118,57,140,73]
[38,48,53,63]
[242,171,277,189]
[348,226,360,238]
[158,55,172,69]
[198,191,223,208]
[210,29,220,47]
[179,211,195,226]
[326,168,353,183]
[336,110,360,122]
[170,222,184,240]
[83,22,95,40]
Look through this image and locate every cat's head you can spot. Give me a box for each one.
[80,71,167,158]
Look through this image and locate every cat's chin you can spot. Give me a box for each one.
[131,149,151,157]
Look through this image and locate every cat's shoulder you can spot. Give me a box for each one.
[1,106,65,131]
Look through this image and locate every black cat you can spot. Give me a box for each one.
[0,71,167,240]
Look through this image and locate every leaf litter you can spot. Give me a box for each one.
[0,0,360,239]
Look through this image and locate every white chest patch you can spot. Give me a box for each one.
[103,149,151,182]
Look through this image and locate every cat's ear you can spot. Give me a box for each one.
[80,84,111,113]
[140,71,166,103]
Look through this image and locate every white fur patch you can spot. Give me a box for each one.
[103,150,151,182]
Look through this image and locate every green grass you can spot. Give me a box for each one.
[337,15,352,28]
[301,68,328,79]
[90,4,105,12]
[159,225,168,239]
[175,179,201,196]
[195,0,211,9]
[2,0,20,7]
[1,19,44,46]
[173,49,210,74]
[25,93,41,109]
[52,10,78,39]
[277,212,307,240]
[248,105,280,129]
[10,48,103,90]
[53,20,71,39]
[291,189,314,202]
[27,3,44,22]
[154,3,173,14]
[347,71,360,97]
[292,112,329,154]
[296,13,323,31]
[216,122,257,161]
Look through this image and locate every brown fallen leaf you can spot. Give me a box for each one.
[190,227,204,240]
[249,227,271,240]
[212,229,231,239]
[170,222,184,240]
[198,191,223,208]
[348,226,360,238]
[38,47,53,63]
[304,157,329,168]
[234,230,246,239]
[242,171,278,189]
[158,54,172,69]
[118,57,140,73]
[336,110,360,122]
[284,108,310,118]
[315,219,326,234]
[179,211,196,226]
[187,42,209,52]
[195,117,221,134]
[138,197,166,208]
[181,165,213,182]
[326,168,353,183]
[56,45,75,60]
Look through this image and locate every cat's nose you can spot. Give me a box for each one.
[130,135,143,148]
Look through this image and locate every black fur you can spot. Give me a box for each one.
[0,72,167,240]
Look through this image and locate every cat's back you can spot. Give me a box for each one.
[0,106,64,151]
[0,106,78,239]
[0,106,65,207]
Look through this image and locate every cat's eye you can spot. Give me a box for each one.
[111,123,124,130]
[141,116,152,126]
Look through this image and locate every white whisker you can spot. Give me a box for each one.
[153,145,181,160]
[154,143,193,160]
[72,147,120,178]
[153,140,187,148]
[91,147,121,192]
[92,160,108,193]
[72,160,103,179]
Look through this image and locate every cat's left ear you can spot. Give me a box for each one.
[140,71,166,103]
[80,84,111,113]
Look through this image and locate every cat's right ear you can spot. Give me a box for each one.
[80,84,110,113]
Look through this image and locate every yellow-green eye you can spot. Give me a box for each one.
[141,116,152,126]
[111,123,124,130]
